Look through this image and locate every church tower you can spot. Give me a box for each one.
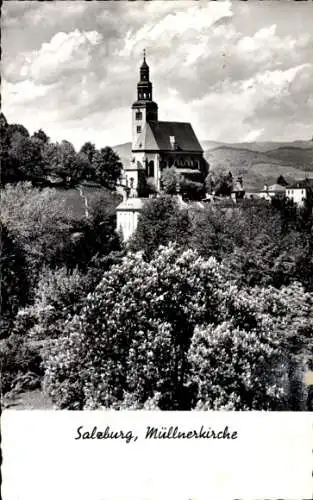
[131,50,158,148]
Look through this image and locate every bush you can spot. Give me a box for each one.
[130,196,191,259]
[43,244,226,409]
[0,335,43,395]
[0,222,29,338]
[15,266,94,341]
[0,183,78,276]
[189,322,288,410]
[43,244,309,410]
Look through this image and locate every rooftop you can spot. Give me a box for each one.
[116,198,145,211]
[133,121,203,153]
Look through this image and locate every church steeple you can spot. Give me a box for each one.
[131,52,158,147]
[137,49,153,101]
[140,49,149,81]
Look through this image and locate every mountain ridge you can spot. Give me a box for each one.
[113,140,313,191]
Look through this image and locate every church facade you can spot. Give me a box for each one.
[117,53,208,240]
[123,52,207,197]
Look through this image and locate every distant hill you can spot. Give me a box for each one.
[113,142,132,167]
[205,143,313,190]
[201,139,313,153]
[113,140,313,191]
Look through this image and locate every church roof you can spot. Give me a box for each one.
[134,122,159,150]
[133,121,203,152]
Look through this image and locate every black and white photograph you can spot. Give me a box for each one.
[2,1,313,499]
[1,0,313,414]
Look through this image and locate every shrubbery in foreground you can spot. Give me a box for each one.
[43,244,311,410]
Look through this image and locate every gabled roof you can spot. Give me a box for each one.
[133,121,203,152]
[134,122,159,150]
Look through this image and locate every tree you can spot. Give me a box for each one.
[70,189,123,270]
[214,170,233,196]
[0,222,29,338]
[72,152,94,184]
[43,244,309,410]
[42,140,77,183]
[276,175,288,187]
[161,167,204,200]
[190,280,312,410]
[7,131,44,182]
[188,204,245,261]
[92,147,122,189]
[80,142,96,164]
[180,178,205,200]
[13,266,95,343]
[0,182,79,275]
[129,195,191,259]
[0,113,12,184]
[32,129,49,144]
[161,167,182,194]
[7,123,29,138]
[43,244,227,409]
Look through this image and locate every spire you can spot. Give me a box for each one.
[140,49,149,82]
[141,49,148,68]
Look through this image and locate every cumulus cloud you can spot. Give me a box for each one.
[2,1,313,147]
[4,29,103,84]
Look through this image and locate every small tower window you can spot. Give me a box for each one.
[137,126,142,133]
[136,111,142,120]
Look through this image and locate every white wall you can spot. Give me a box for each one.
[117,208,142,241]
[286,188,307,206]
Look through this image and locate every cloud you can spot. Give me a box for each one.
[242,129,265,143]
[4,29,103,84]
[2,1,313,147]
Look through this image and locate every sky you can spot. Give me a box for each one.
[2,0,313,149]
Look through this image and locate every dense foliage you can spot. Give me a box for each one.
[0,113,122,188]
[131,196,313,291]
[0,222,29,338]
[2,115,313,411]
[43,245,310,410]
[0,181,123,398]
[161,167,205,200]
[129,196,191,258]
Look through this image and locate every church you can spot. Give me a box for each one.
[122,51,207,197]
[117,52,208,240]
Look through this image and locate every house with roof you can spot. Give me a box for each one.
[258,183,286,201]
[122,51,208,197]
[286,180,313,207]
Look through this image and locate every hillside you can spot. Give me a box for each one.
[113,140,313,191]
[113,142,132,167]
[205,145,313,190]
[265,146,313,169]
[201,139,313,153]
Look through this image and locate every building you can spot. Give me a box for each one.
[122,51,208,196]
[286,180,313,207]
[116,197,144,242]
[117,52,208,240]
[257,183,286,201]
